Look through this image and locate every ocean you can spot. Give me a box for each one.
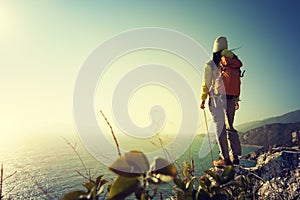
[0,134,257,200]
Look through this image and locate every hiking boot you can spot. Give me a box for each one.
[213,158,232,167]
[230,155,240,165]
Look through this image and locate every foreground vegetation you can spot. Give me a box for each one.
[62,111,261,200]
[62,148,264,200]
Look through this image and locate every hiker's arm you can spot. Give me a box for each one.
[235,102,239,110]
[200,63,213,109]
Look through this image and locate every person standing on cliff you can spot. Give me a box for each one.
[200,36,243,166]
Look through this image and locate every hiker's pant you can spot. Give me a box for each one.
[209,96,242,159]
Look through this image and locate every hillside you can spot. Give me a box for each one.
[236,109,300,133]
[240,122,300,147]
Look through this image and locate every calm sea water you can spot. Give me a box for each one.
[0,134,257,200]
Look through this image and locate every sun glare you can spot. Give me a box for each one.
[0,2,18,39]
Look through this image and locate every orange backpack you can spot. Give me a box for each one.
[214,56,243,96]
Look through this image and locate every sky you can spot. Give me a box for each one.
[1,0,300,147]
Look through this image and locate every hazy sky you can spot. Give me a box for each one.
[1,0,300,142]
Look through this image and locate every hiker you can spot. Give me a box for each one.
[200,36,243,166]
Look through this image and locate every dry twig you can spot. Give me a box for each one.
[99,110,121,157]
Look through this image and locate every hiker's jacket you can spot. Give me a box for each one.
[200,56,243,101]
[201,60,218,101]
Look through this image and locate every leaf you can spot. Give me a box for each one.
[124,151,150,174]
[156,173,175,182]
[198,180,207,190]
[86,186,96,199]
[109,151,149,177]
[221,165,235,183]
[141,193,147,200]
[183,168,188,177]
[174,178,185,190]
[108,176,140,200]
[199,176,211,187]
[100,179,109,187]
[62,190,88,200]
[96,175,104,185]
[146,176,159,184]
[196,189,211,200]
[183,161,191,168]
[109,156,137,177]
[97,185,105,196]
[82,182,94,191]
[221,165,234,177]
[152,158,177,178]
[186,177,196,192]
[204,169,221,185]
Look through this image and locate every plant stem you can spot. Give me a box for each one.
[0,164,3,200]
[63,138,91,181]
[100,110,121,157]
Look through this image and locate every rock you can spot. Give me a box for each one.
[292,130,300,146]
[236,146,300,200]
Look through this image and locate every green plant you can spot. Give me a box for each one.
[200,166,235,198]
[172,159,196,200]
[228,174,257,200]
[108,150,177,200]
[62,175,109,200]
[173,164,265,200]
[173,165,235,200]
[61,138,110,200]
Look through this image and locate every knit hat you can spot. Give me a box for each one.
[213,36,228,53]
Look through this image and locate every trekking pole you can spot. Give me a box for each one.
[203,109,214,165]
